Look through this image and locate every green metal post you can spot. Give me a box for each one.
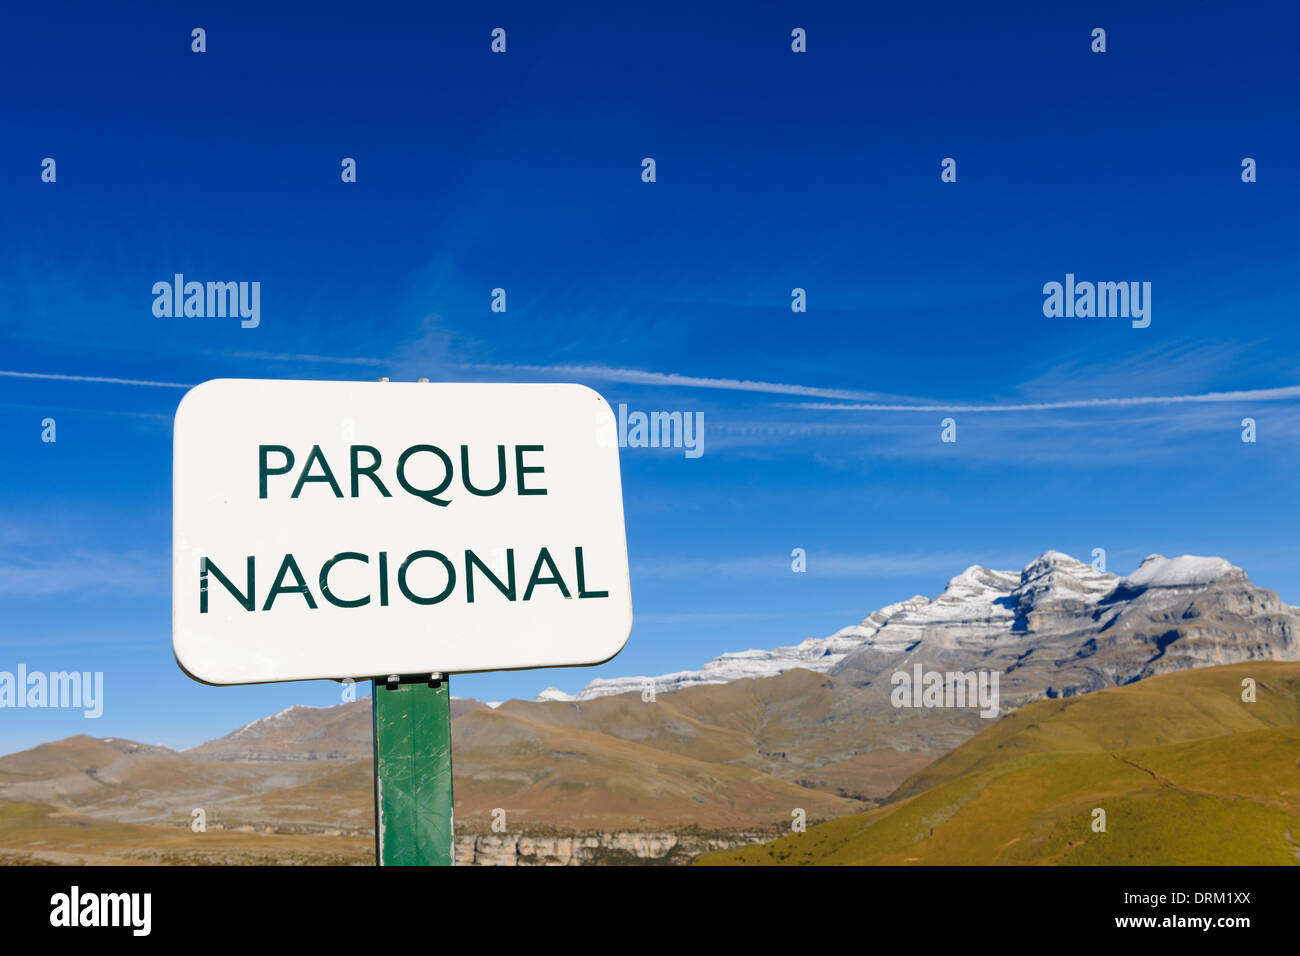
[371,674,455,866]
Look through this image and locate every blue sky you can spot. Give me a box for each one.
[1,1,1297,752]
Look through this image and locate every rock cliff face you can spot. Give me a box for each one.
[454,830,774,866]
[544,551,1298,707]
[831,551,1299,712]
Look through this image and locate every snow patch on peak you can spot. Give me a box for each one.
[1033,549,1081,564]
[1021,550,1091,576]
[1122,554,1240,590]
[229,704,332,739]
[534,687,573,702]
[938,565,1019,603]
[1012,550,1116,606]
[851,595,929,630]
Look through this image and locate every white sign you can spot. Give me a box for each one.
[173,379,632,684]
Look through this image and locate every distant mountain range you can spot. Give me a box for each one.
[1,550,1296,864]
[541,551,1299,708]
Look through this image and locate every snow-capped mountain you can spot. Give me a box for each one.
[537,551,1299,705]
[534,594,931,703]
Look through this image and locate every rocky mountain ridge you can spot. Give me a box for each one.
[541,551,1299,710]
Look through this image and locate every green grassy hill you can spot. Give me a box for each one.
[699,661,1300,865]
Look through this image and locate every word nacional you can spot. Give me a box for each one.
[200,545,609,612]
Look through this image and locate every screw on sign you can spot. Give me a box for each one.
[173,379,633,865]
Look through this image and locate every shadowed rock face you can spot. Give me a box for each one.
[547,550,1298,709]
[831,551,1300,710]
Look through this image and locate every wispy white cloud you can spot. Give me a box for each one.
[0,548,166,598]
[216,351,384,367]
[461,360,1300,417]
[788,384,1300,413]
[461,362,905,402]
[0,370,191,389]
[1015,341,1264,398]
[11,358,1297,429]
[0,401,172,422]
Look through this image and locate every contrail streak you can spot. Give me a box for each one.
[463,361,1300,413]
[788,385,1300,412]
[8,363,1298,414]
[462,362,901,401]
[0,370,192,388]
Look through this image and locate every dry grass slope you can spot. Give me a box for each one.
[699,662,1300,865]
